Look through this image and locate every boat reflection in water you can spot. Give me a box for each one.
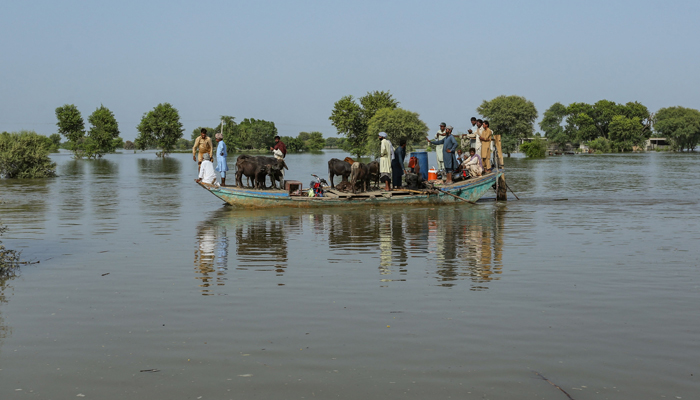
[194,204,506,293]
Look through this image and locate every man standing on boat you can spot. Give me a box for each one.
[193,128,213,170]
[434,122,447,171]
[215,132,228,186]
[465,117,480,151]
[270,136,287,178]
[427,125,459,184]
[270,136,287,160]
[378,132,393,191]
[479,121,493,171]
[195,154,217,185]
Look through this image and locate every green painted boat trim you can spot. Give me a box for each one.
[198,171,503,208]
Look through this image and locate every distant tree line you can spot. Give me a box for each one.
[539,100,700,152]
[174,118,328,154]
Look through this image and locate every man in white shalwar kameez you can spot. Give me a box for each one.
[378,132,393,191]
[196,153,217,185]
[434,122,447,171]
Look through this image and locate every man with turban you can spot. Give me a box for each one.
[215,132,228,186]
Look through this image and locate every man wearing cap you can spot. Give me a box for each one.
[378,132,394,191]
[434,123,447,171]
[193,128,213,170]
[427,125,459,184]
[215,132,228,186]
[195,153,217,185]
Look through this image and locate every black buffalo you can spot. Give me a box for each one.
[328,158,352,188]
[236,155,288,189]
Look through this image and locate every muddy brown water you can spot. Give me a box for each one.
[0,150,699,399]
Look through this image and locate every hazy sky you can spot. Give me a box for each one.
[2,0,699,141]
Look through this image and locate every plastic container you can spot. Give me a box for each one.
[409,151,428,180]
[428,167,438,181]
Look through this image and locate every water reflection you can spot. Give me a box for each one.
[0,179,50,242]
[193,209,302,294]
[195,206,508,291]
[194,223,229,295]
[88,159,119,235]
[58,160,86,241]
[137,158,182,233]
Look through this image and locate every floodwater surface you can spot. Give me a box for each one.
[0,150,699,399]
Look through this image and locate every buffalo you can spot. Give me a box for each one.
[350,162,370,193]
[328,158,352,188]
[367,160,379,189]
[236,155,288,189]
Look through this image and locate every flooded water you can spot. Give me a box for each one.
[1,150,699,399]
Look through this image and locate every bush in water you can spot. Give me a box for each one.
[0,131,57,178]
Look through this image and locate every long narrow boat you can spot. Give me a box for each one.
[198,171,502,208]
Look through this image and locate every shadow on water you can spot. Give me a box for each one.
[194,204,510,292]
[137,158,182,233]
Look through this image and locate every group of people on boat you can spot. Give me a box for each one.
[428,119,502,184]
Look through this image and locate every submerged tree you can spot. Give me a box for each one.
[540,102,569,148]
[365,108,429,156]
[135,103,184,157]
[55,104,86,158]
[654,106,700,152]
[86,105,120,158]
[0,131,57,178]
[477,95,538,156]
[329,90,399,158]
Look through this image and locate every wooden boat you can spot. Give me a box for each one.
[198,171,503,208]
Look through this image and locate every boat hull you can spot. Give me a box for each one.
[199,172,502,208]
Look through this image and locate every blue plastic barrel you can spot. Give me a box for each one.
[409,151,429,181]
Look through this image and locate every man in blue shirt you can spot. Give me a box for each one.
[215,133,228,186]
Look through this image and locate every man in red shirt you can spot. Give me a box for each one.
[270,136,286,160]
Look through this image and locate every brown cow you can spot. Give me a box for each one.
[350,162,370,193]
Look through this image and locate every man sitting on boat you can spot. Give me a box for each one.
[195,153,217,185]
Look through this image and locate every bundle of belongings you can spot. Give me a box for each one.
[405,156,425,190]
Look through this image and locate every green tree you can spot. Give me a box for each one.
[365,108,429,157]
[477,95,538,156]
[586,137,612,153]
[0,131,57,178]
[540,102,570,147]
[281,136,304,152]
[135,103,184,157]
[49,133,62,150]
[608,115,646,152]
[329,90,399,158]
[654,106,700,151]
[360,90,399,122]
[55,104,86,157]
[86,105,120,158]
[124,140,135,150]
[236,118,277,150]
[520,138,547,158]
[297,131,325,151]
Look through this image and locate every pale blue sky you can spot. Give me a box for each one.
[1,0,698,140]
